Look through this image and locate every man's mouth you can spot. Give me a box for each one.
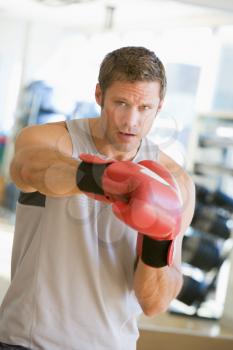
[117,131,137,143]
[119,131,136,137]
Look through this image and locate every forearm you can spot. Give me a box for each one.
[133,259,183,316]
[10,146,80,197]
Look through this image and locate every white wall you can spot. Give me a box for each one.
[0,16,76,132]
[0,17,27,132]
[21,22,68,84]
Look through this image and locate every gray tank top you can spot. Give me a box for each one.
[0,118,159,350]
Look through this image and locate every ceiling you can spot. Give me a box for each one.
[0,0,233,32]
[175,0,233,12]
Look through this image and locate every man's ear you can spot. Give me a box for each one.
[95,83,103,107]
[157,99,164,113]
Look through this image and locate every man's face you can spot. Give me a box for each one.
[95,80,163,155]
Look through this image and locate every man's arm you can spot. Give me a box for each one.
[10,122,81,197]
[133,150,196,316]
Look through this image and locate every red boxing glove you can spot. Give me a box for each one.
[104,159,182,266]
[136,160,182,266]
[106,160,182,239]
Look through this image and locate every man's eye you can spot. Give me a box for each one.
[141,106,150,111]
[116,101,126,106]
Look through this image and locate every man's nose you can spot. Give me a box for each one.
[122,108,140,130]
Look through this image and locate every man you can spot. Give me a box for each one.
[0,46,195,350]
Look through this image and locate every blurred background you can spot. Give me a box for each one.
[0,0,233,348]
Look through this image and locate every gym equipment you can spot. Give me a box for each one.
[191,202,232,240]
[196,184,233,212]
[182,232,222,272]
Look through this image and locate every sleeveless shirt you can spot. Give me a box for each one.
[0,118,159,350]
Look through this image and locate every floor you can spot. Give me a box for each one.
[139,312,233,338]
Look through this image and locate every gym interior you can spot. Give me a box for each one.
[0,0,233,349]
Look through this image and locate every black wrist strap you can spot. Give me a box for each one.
[76,161,109,195]
[141,235,172,268]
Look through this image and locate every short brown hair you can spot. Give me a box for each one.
[98,46,167,100]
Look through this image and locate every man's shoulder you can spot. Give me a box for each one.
[158,149,195,218]
[158,149,193,185]
[20,120,67,134]
[16,121,72,156]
